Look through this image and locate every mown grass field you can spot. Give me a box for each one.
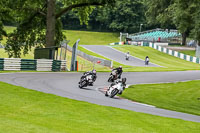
[121,80,200,116]
[1,26,119,46]
[113,45,200,71]
[1,81,200,133]
[179,50,196,56]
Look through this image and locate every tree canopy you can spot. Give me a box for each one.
[3,0,115,58]
[1,0,200,58]
[145,0,200,46]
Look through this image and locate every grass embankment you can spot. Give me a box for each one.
[1,81,200,133]
[121,80,200,116]
[0,49,34,59]
[63,30,119,46]
[179,50,196,57]
[66,50,110,71]
[1,26,119,46]
[113,45,200,71]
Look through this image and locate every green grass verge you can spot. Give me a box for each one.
[121,80,200,116]
[1,26,119,46]
[1,81,200,133]
[63,30,119,46]
[179,50,196,57]
[113,45,200,71]
[0,49,34,59]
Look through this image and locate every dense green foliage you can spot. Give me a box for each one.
[1,0,200,57]
[1,81,200,132]
[121,80,200,115]
[0,0,115,58]
[145,0,200,46]
[61,0,146,32]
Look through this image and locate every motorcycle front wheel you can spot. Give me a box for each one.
[108,75,113,82]
[110,88,119,98]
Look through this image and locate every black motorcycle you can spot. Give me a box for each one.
[79,74,94,88]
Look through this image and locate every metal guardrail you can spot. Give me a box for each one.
[67,45,112,68]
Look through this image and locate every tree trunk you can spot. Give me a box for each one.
[46,0,56,47]
[181,32,187,46]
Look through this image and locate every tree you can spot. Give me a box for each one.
[89,0,146,33]
[0,0,13,42]
[4,0,115,58]
[145,0,200,46]
[145,0,174,28]
[168,0,194,45]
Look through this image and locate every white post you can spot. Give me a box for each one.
[120,32,122,42]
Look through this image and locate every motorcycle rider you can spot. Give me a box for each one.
[109,78,127,95]
[145,56,149,65]
[80,69,97,86]
[112,66,123,79]
[125,51,130,60]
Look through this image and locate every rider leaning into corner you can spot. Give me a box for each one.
[81,69,97,85]
[112,66,123,79]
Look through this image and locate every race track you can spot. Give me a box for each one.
[1,71,200,122]
[81,45,160,67]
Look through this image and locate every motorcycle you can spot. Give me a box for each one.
[108,70,118,82]
[78,74,94,88]
[105,78,126,98]
[125,54,129,60]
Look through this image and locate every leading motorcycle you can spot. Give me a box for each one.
[78,74,94,88]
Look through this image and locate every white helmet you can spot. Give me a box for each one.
[93,69,96,74]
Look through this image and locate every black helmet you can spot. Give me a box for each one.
[122,78,126,84]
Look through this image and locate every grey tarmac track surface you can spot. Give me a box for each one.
[81,45,160,67]
[1,71,200,122]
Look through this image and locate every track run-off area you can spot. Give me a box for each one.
[1,71,200,122]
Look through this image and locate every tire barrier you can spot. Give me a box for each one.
[0,58,66,71]
[0,58,4,70]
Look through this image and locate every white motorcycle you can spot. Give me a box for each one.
[105,78,126,98]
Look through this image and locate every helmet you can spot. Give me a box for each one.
[119,66,122,69]
[122,78,126,84]
[92,69,96,74]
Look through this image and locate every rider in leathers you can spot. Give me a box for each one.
[81,70,97,86]
[112,66,123,79]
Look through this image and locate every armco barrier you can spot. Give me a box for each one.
[67,45,112,68]
[0,58,66,71]
[149,43,200,64]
